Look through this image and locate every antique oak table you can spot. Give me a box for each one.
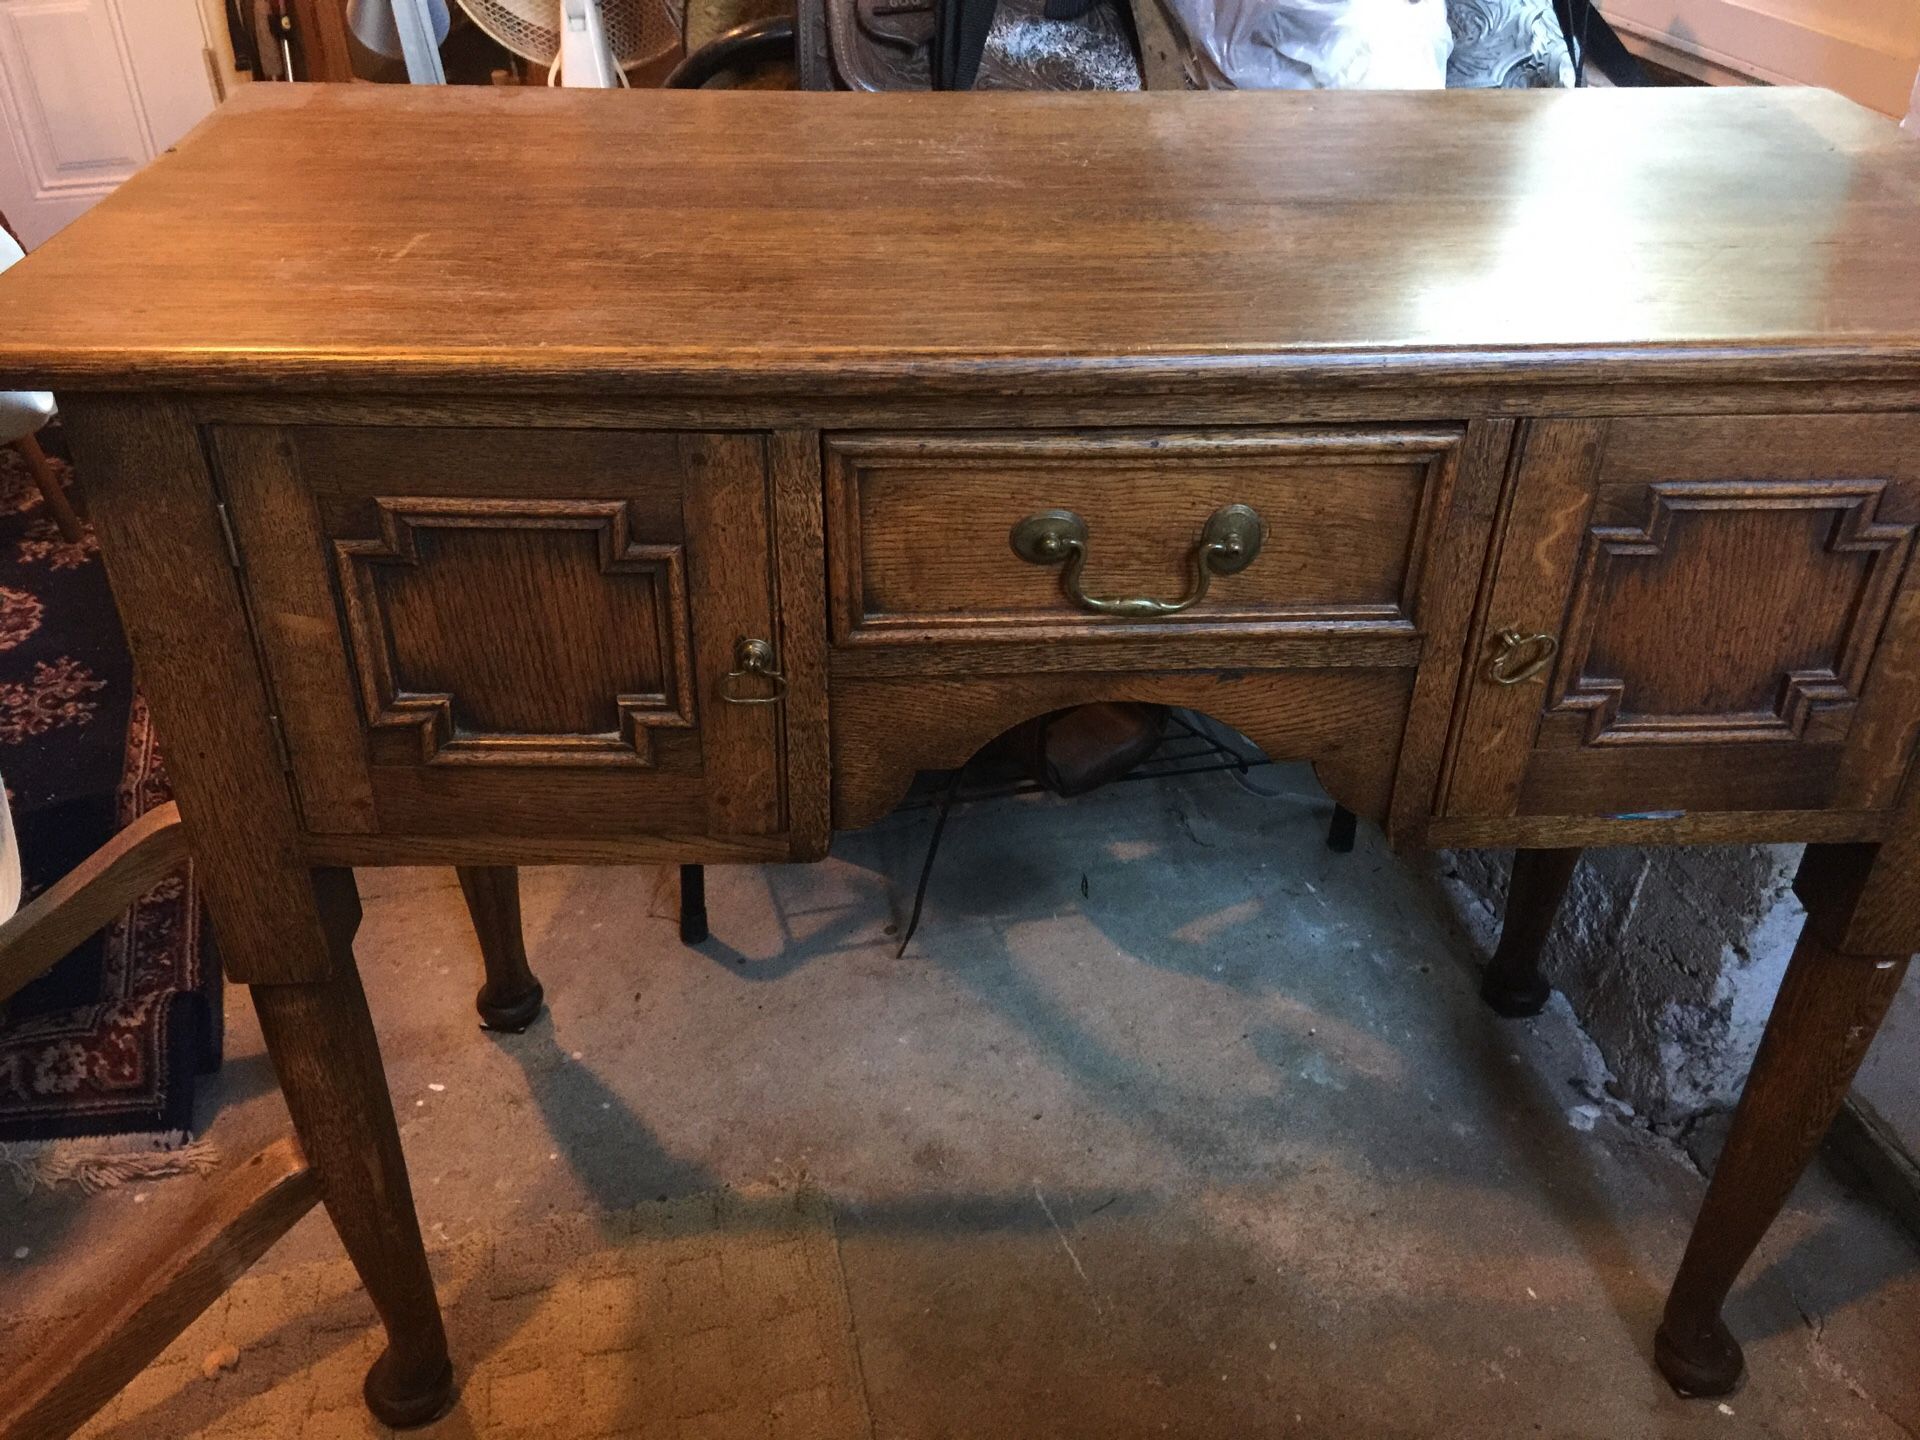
[2,83,1918,1425]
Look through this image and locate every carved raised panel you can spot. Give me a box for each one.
[1546,480,1916,747]
[335,498,694,767]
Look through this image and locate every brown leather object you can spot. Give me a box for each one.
[799,0,1138,90]
[1010,703,1169,798]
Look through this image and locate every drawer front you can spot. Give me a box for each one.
[824,422,1516,837]
[1444,414,1920,821]
[210,424,789,842]
[826,427,1467,648]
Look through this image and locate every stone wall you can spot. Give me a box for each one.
[1433,845,1804,1131]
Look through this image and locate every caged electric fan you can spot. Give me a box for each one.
[453,0,681,85]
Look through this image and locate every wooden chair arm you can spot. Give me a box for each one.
[0,1139,319,1440]
[0,808,316,1440]
[0,802,188,1008]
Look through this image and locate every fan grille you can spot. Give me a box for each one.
[455,0,679,68]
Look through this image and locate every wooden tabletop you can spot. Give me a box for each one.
[3,83,1919,394]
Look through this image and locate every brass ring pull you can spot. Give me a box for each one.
[719,637,787,705]
[1486,627,1559,686]
[1009,504,1266,619]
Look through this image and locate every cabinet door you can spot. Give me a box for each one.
[211,425,789,845]
[1445,415,1920,821]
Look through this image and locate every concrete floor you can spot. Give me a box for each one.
[4,765,1918,1438]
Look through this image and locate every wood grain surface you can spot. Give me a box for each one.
[214,423,794,847]
[826,427,1457,643]
[249,875,453,1427]
[831,669,1414,830]
[1442,414,1920,824]
[3,86,1920,394]
[1658,847,1912,1396]
[17,78,1920,1420]
[61,397,342,985]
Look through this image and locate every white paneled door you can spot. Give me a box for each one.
[0,0,224,248]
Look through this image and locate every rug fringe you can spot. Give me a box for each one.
[0,1131,222,1194]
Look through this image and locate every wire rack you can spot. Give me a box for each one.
[892,711,1271,813]
[890,710,1301,956]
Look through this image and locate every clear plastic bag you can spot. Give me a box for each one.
[1166,0,1453,90]
[1905,63,1920,133]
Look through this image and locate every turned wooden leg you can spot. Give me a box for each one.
[1655,919,1910,1397]
[680,863,709,944]
[250,870,453,1427]
[456,865,543,1032]
[13,433,82,542]
[1325,805,1357,854]
[1481,847,1581,1019]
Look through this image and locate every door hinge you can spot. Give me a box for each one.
[212,495,290,777]
[267,711,294,773]
[214,501,243,570]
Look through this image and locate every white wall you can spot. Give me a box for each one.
[1606,0,1920,115]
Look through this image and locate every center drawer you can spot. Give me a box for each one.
[825,427,1467,647]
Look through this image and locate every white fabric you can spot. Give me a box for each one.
[0,779,19,924]
[1448,0,1570,89]
[0,229,54,444]
[1168,0,1452,90]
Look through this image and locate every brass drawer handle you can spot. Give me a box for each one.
[1008,504,1265,619]
[719,637,787,705]
[1486,627,1559,686]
